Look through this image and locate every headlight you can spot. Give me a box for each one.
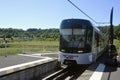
[78,50,83,53]
[61,49,65,52]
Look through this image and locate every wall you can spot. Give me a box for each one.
[0,60,58,80]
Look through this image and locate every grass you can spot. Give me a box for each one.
[0,38,119,56]
[114,39,120,52]
[0,39,59,56]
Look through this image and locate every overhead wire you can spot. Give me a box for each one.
[67,0,110,25]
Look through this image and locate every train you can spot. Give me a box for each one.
[58,19,107,65]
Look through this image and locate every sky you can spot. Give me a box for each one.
[0,0,120,30]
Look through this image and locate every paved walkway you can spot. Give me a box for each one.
[77,54,120,80]
[0,54,53,76]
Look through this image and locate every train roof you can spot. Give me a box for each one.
[60,19,93,29]
[60,19,100,31]
[60,19,105,38]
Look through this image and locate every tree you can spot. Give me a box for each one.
[114,24,120,40]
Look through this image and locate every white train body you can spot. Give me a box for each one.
[59,52,92,64]
[58,19,107,65]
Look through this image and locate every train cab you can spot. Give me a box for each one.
[58,19,107,65]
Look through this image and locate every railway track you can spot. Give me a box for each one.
[43,65,89,80]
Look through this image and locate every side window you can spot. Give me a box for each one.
[95,33,99,47]
[87,29,93,44]
[94,32,99,48]
[86,29,93,52]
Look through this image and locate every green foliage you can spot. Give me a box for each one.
[114,24,120,40]
[98,24,120,40]
[0,44,6,48]
[0,25,120,40]
[0,27,59,56]
[0,25,120,56]
[114,39,120,49]
[0,40,59,56]
[0,28,59,40]
[98,26,109,36]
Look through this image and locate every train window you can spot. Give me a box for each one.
[73,29,85,35]
[60,29,72,42]
[60,28,87,53]
[85,29,93,52]
[60,29,72,35]
[94,33,98,48]
[72,29,85,48]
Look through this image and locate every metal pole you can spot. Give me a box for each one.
[109,7,114,57]
[4,40,7,57]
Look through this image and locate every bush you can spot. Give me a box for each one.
[0,43,9,48]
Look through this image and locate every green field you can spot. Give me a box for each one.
[114,39,120,52]
[0,38,120,56]
[0,39,59,56]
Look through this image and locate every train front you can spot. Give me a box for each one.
[58,19,93,65]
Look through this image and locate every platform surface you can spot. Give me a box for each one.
[0,53,54,76]
[77,56,120,80]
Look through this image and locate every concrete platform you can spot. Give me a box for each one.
[101,56,120,80]
[0,53,58,80]
[77,56,120,80]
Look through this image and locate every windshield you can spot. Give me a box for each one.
[60,29,86,53]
